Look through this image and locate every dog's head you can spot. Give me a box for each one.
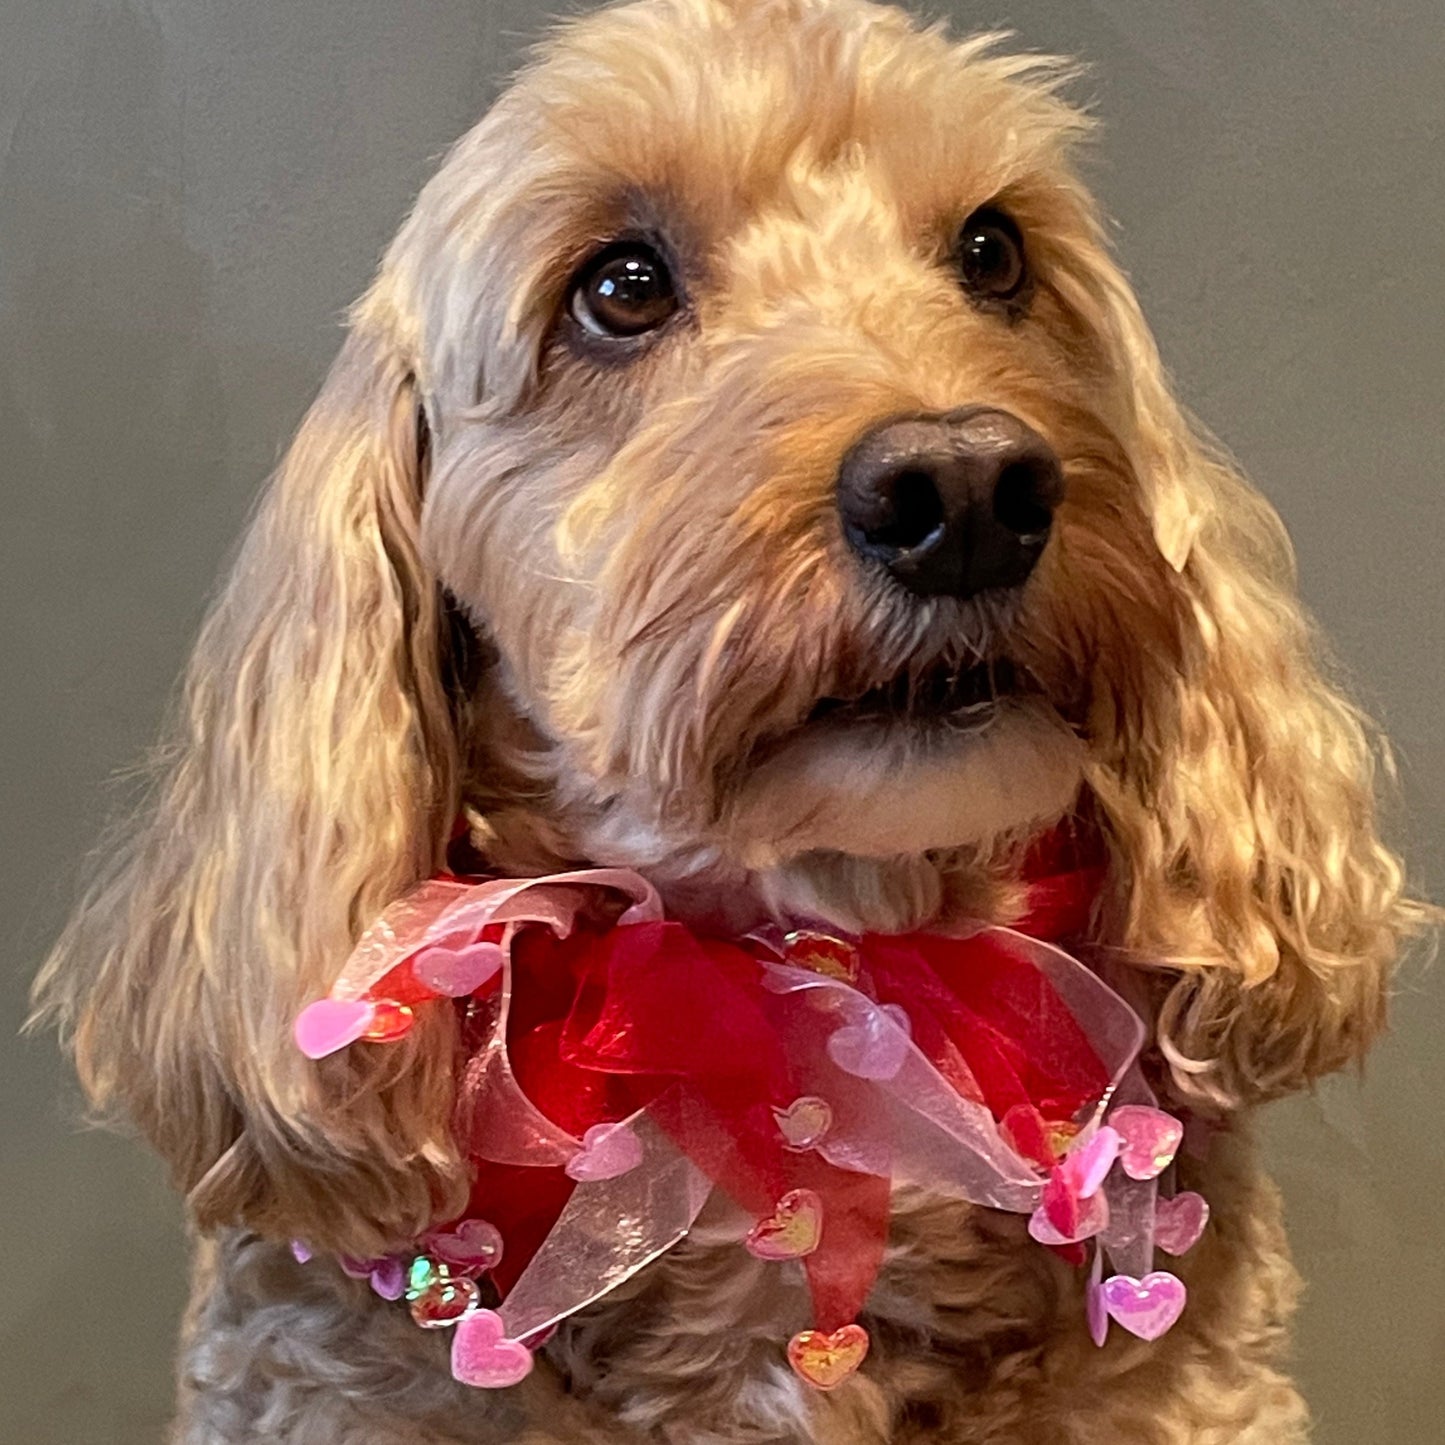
[37,0,1417,1254]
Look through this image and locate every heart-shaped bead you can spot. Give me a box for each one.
[424,1218,505,1273]
[450,1309,534,1389]
[1100,1271,1187,1341]
[294,998,375,1059]
[564,1122,644,1183]
[786,1324,870,1390]
[772,1096,833,1152]
[413,940,505,997]
[407,1263,480,1329]
[1110,1106,1184,1181]
[827,1003,911,1081]
[1154,1191,1209,1257]
[746,1188,823,1260]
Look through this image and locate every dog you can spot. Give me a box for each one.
[34,1,1421,1440]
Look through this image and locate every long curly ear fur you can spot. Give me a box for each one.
[1087,267,1426,1111]
[31,307,469,1256]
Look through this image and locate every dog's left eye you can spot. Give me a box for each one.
[955,208,1027,303]
[568,241,679,339]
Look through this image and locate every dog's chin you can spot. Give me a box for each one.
[724,697,1084,869]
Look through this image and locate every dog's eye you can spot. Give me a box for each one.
[568,241,679,339]
[956,208,1027,303]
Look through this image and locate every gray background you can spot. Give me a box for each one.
[2,1,1440,1441]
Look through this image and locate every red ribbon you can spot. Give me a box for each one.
[457,861,1109,1332]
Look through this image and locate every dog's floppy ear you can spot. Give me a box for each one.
[33,306,469,1254]
[1083,267,1424,1110]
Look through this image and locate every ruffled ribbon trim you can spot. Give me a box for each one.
[293,866,1206,1391]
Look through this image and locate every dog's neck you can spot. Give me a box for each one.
[455,669,1067,938]
[459,794,1034,940]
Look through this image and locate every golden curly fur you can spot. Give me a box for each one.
[33,0,1423,1439]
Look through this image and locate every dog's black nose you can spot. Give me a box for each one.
[836,408,1065,599]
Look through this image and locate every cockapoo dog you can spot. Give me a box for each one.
[36,0,1420,1440]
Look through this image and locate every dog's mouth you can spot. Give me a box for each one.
[804,658,1019,729]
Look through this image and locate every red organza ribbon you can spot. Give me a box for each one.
[461,889,1109,1331]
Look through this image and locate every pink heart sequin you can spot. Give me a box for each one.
[1029,1128,1120,1244]
[1063,1127,1121,1199]
[1110,1106,1184,1181]
[1028,1184,1109,1246]
[564,1122,644,1182]
[450,1309,534,1389]
[293,998,375,1059]
[413,940,505,997]
[772,1096,833,1152]
[1100,1271,1187,1341]
[1154,1191,1209,1257]
[827,1003,911,1081]
[425,1218,505,1273]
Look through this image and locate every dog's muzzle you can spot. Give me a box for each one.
[836,407,1064,599]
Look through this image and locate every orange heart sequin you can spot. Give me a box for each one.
[745,1188,823,1260]
[787,1324,870,1390]
[782,931,859,983]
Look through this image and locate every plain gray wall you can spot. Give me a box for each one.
[2,2,1440,1441]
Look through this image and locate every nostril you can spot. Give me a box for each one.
[862,468,946,553]
[992,460,1057,541]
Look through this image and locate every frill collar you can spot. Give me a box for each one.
[292,853,1206,1392]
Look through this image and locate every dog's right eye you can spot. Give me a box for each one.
[568,241,679,339]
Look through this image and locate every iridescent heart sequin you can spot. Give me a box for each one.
[1110,1106,1184,1181]
[564,1122,644,1183]
[1100,1271,1187,1341]
[746,1188,823,1260]
[772,1096,833,1152]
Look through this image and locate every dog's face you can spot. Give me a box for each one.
[38,0,1409,1250]
[404,0,1180,876]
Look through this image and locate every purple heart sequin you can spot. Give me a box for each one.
[413,940,505,997]
[368,1256,407,1301]
[1154,1191,1209,1257]
[1110,1106,1184,1181]
[1100,1271,1187,1341]
[425,1218,505,1273]
[564,1122,644,1182]
[827,1003,911,1081]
